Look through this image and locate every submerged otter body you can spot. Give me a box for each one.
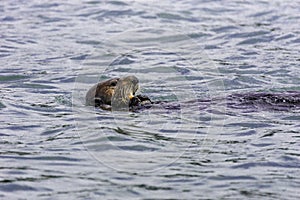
[227,92,300,112]
[86,76,300,112]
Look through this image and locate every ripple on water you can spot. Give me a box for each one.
[0,75,29,82]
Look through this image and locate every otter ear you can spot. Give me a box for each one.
[110,78,119,87]
[110,81,117,87]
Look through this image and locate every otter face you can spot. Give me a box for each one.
[111,76,139,110]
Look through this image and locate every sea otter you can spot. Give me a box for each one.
[86,75,300,112]
[85,75,151,111]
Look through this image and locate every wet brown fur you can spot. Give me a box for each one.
[85,78,119,106]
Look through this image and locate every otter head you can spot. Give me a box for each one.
[85,76,139,111]
[111,75,139,111]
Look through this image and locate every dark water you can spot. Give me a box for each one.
[1,0,300,199]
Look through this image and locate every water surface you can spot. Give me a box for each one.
[1,0,300,199]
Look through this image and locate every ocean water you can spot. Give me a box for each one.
[1,0,300,199]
